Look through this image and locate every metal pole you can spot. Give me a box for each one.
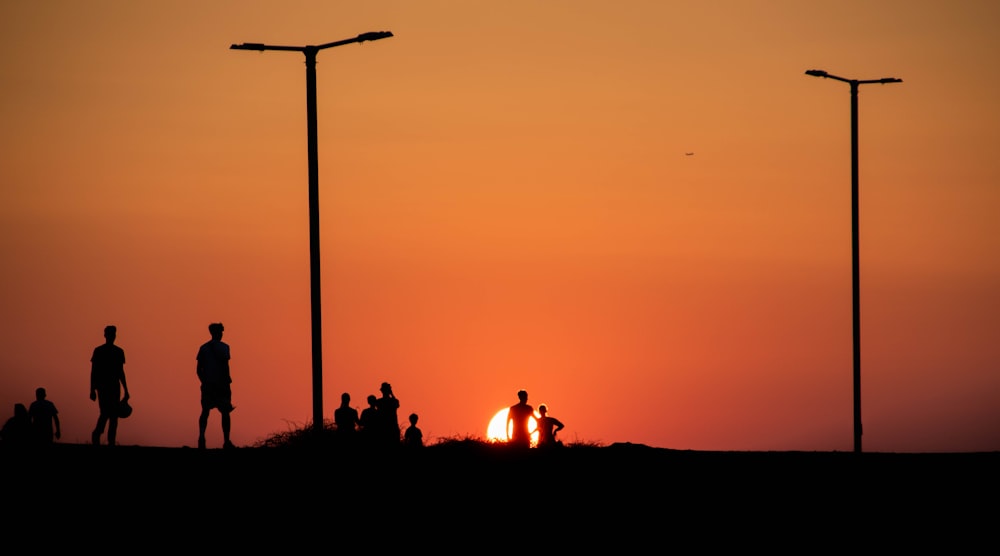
[304,47,324,432]
[805,70,899,454]
[231,32,392,435]
[850,82,862,453]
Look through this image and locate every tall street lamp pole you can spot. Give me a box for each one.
[232,31,394,432]
[805,69,901,453]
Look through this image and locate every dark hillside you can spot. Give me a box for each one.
[5,442,995,549]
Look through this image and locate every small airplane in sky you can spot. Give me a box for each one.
[685,152,694,156]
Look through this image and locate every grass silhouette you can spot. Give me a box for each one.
[250,418,604,452]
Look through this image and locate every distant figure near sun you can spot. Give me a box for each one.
[487,390,541,447]
[487,407,538,446]
[535,404,564,448]
[506,390,535,448]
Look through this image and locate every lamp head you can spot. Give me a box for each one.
[805,69,828,77]
[231,43,266,51]
[357,31,393,42]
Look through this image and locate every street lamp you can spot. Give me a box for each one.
[232,31,394,432]
[805,69,901,453]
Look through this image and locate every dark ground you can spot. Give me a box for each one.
[5,441,996,549]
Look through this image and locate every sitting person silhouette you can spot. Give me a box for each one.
[536,404,564,448]
[1,403,31,447]
[403,413,423,448]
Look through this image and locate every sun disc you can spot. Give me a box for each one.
[487,408,509,442]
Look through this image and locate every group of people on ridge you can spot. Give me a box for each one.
[334,382,423,448]
[1,387,61,448]
[88,322,235,449]
[3,326,568,452]
[2,322,234,450]
[507,389,565,449]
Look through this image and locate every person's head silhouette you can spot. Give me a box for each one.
[35,387,46,401]
[409,413,418,426]
[104,325,116,343]
[517,390,528,403]
[539,404,548,416]
[208,322,224,340]
[367,394,377,407]
[341,392,351,406]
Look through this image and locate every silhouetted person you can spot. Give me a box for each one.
[506,389,534,449]
[1,403,31,447]
[403,413,423,448]
[197,322,235,449]
[90,325,130,447]
[29,387,60,446]
[334,392,360,444]
[536,404,564,448]
[359,394,379,447]
[375,382,400,446]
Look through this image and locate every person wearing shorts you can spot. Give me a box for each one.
[196,322,234,449]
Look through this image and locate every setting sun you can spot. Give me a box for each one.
[487,407,539,446]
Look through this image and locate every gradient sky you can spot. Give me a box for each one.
[2,1,997,452]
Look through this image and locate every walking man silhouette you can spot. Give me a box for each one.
[196,322,235,449]
[90,325,130,446]
[506,389,534,449]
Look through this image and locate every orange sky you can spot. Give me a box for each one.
[1,1,998,452]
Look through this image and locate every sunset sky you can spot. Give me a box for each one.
[2,1,997,452]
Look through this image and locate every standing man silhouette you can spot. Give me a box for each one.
[90,325,130,446]
[375,382,401,447]
[197,322,235,449]
[506,389,534,449]
[358,394,379,447]
[334,392,360,443]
